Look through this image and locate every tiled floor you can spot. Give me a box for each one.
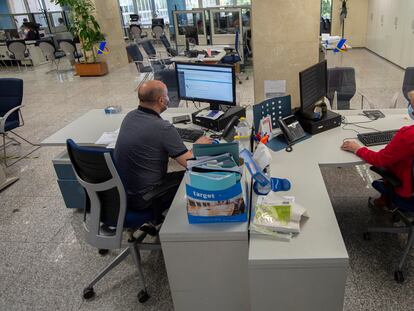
[0,49,412,310]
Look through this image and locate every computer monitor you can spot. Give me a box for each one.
[176,62,236,110]
[299,60,327,113]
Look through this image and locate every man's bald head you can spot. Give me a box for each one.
[138,80,167,105]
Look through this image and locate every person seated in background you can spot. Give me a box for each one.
[22,23,39,40]
[114,80,212,221]
[341,90,414,208]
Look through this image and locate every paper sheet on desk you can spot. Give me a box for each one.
[95,129,119,149]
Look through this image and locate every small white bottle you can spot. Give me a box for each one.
[234,117,251,152]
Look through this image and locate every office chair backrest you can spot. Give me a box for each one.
[234,31,239,54]
[160,34,170,49]
[141,40,156,57]
[58,39,76,60]
[0,78,23,125]
[126,44,145,71]
[38,40,57,61]
[130,25,142,40]
[66,139,127,250]
[403,67,414,102]
[6,40,27,60]
[152,25,164,39]
[327,67,356,110]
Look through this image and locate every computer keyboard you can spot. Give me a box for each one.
[176,127,204,143]
[357,130,398,146]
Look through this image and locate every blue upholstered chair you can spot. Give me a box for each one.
[364,164,414,283]
[0,78,39,166]
[66,139,176,303]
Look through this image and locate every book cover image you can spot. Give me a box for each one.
[186,184,246,217]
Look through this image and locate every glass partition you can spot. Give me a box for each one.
[212,10,240,34]
[176,12,205,35]
[33,12,48,28]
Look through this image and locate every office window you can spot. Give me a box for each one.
[185,0,199,10]
[7,0,27,13]
[219,0,234,6]
[236,0,250,5]
[202,0,219,8]
[44,1,61,11]
[119,0,134,26]
[213,11,239,34]
[136,0,152,24]
[153,0,169,23]
[27,0,43,12]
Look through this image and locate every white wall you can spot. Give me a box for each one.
[366,0,414,68]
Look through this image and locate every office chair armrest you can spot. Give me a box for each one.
[370,166,402,189]
[141,179,182,202]
[0,105,24,133]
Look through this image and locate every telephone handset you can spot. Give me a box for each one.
[277,115,306,144]
[221,115,240,142]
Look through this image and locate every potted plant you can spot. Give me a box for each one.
[54,0,108,76]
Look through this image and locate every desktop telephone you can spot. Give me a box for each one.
[277,115,306,144]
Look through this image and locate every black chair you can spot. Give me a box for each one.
[154,69,179,107]
[160,34,178,57]
[327,67,356,110]
[126,44,164,88]
[58,39,83,63]
[37,39,66,73]
[6,40,29,71]
[364,164,414,283]
[141,40,173,66]
[0,78,40,166]
[221,31,243,84]
[67,139,178,303]
[130,24,148,42]
[402,67,414,102]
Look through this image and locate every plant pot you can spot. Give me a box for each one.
[75,61,108,77]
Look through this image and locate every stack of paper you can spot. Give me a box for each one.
[95,129,119,149]
[251,193,309,241]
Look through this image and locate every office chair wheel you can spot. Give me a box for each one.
[98,249,109,256]
[83,287,95,299]
[363,232,371,241]
[394,270,405,283]
[137,290,150,303]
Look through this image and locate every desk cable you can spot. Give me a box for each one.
[341,116,380,133]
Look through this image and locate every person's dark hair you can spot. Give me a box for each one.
[138,83,165,103]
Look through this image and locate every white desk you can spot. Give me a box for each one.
[249,109,411,311]
[171,45,227,63]
[41,108,411,311]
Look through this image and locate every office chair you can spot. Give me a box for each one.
[130,24,147,43]
[126,44,164,89]
[326,67,356,110]
[363,164,414,283]
[58,39,83,64]
[160,34,178,57]
[140,40,173,66]
[402,67,414,102]
[6,40,29,71]
[37,39,66,73]
[0,78,40,167]
[152,25,164,42]
[221,31,243,84]
[67,139,177,303]
[154,69,179,107]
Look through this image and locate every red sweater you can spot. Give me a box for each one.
[356,125,414,198]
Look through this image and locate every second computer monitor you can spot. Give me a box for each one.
[299,60,327,113]
[175,62,236,109]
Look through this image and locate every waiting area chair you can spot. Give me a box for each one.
[152,25,164,42]
[221,31,244,84]
[6,40,30,71]
[37,39,66,73]
[0,78,40,166]
[67,139,179,303]
[160,34,177,57]
[326,67,356,110]
[141,40,173,66]
[126,44,164,89]
[130,24,148,43]
[363,164,414,283]
[58,39,83,64]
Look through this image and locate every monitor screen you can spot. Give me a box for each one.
[176,62,236,106]
[299,60,327,112]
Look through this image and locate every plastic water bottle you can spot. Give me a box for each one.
[234,117,251,152]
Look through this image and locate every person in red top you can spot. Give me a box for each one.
[341,90,414,206]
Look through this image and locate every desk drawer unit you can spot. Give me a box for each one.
[53,150,86,209]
